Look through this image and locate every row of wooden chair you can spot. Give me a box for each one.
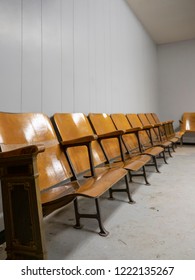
[0,111,179,259]
[150,113,184,146]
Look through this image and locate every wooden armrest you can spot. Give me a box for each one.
[153,123,161,127]
[166,120,174,124]
[142,125,153,130]
[0,144,45,159]
[61,135,98,146]
[98,130,125,139]
[125,127,142,133]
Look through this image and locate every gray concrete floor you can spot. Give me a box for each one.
[1,145,195,260]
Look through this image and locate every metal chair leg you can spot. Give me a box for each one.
[153,156,160,173]
[124,175,135,204]
[108,188,114,200]
[167,146,172,157]
[73,197,109,237]
[143,166,150,185]
[73,198,82,229]
[95,198,109,237]
[162,151,168,164]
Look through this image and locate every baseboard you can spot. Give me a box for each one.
[182,142,195,145]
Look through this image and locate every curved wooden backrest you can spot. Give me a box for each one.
[146,112,168,138]
[111,113,131,130]
[88,113,116,134]
[138,113,158,139]
[53,113,94,141]
[152,113,160,124]
[88,113,123,161]
[126,113,143,128]
[126,114,151,146]
[110,113,139,152]
[0,112,72,190]
[138,113,151,127]
[149,113,171,138]
[53,113,107,174]
[145,113,156,125]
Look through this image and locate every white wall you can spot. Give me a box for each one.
[0,0,158,231]
[158,39,195,130]
[0,0,158,115]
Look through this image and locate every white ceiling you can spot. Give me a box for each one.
[126,0,195,44]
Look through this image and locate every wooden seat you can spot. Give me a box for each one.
[137,113,173,157]
[0,112,127,259]
[52,113,133,234]
[111,113,164,173]
[88,113,152,185]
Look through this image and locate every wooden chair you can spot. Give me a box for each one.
[126,113,168,164]
[52,113,134,233]
[111,113,165,173]
[88,113,152,185]
[0,112,81,259]
[0,112,127,259]
[176,112,194,144]
[137,113,173,157]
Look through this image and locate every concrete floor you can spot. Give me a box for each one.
[1,145,195,260]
